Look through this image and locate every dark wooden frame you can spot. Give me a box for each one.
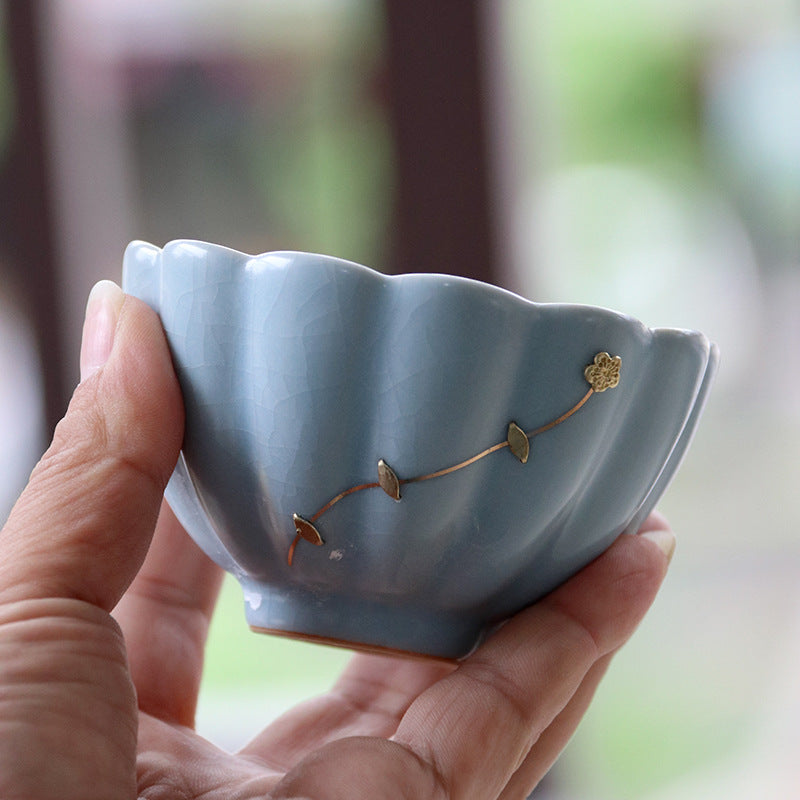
[0,0,65,433]
[0,0,506,434]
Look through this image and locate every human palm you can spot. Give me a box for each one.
[0,286,673,799]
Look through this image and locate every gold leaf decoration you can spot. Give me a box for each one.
[378,459,402,501]
[293,514,324,546]
[584,352,621,392]
[507,421,530,464]
[289,351,620,565]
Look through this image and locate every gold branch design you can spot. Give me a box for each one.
[287,351,621,566]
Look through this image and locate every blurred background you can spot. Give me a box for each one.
[0,1,798,797]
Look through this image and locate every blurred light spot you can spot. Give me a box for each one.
[516,164,760,387]
[0,298,45,523]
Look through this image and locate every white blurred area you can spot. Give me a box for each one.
[0,294,44,523]
[0,0,799,797]
[516,165,761,383]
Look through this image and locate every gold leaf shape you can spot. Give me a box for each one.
[378,459,402,501]
[507,421,530,463]
[290,354,606,561]
[584,352,621,392]
[292,514,324,546]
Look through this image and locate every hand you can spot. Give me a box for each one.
[0,281,674,800]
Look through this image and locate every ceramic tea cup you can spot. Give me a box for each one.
[123,240,718,660]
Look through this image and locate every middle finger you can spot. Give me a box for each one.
[114,501,224,727]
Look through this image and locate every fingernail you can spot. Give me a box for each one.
[80,280,124,382]
[640,528,676,563]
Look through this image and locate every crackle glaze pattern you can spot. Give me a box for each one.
[123,240,718,659]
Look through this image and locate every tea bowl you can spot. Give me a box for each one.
[122,239,718,660]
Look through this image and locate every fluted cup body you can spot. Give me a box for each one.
[123,240,717,659]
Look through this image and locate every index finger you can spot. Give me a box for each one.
[392,526,674,799]
[0,290,183,611]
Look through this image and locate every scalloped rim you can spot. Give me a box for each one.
[127,239,713,350]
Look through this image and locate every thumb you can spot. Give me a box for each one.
[0,280,184,611]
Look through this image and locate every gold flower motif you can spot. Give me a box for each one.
[584,352,621,392]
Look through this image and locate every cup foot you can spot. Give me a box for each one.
[240,582,486,660]
[250,626,458,663]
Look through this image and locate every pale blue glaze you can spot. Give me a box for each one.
[123,240,718,659]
